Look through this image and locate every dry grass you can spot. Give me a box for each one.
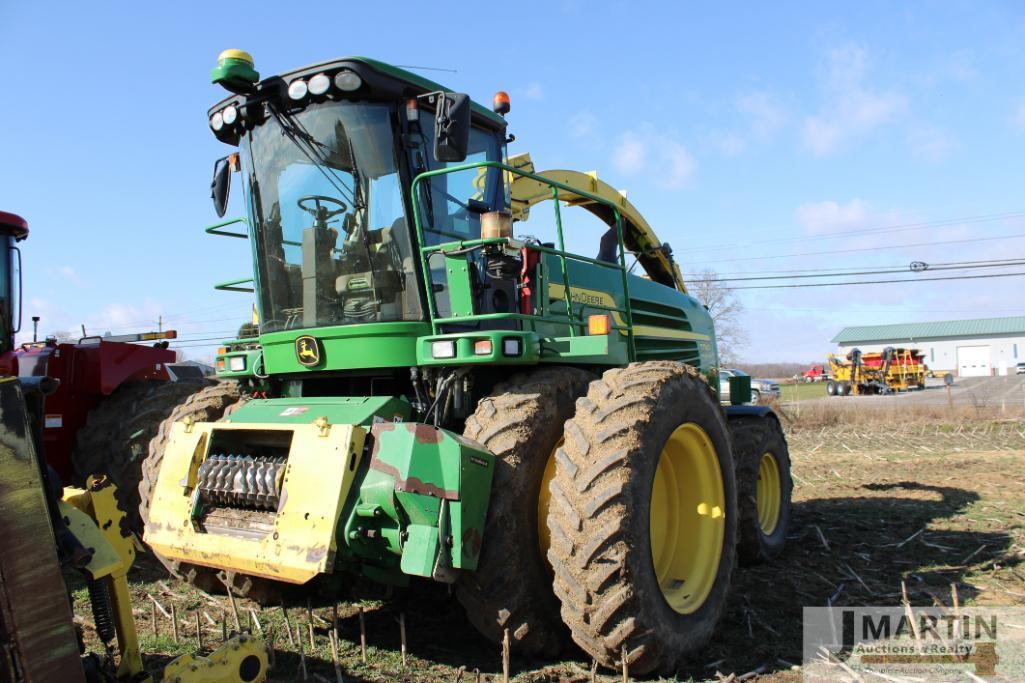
[68,420,1025,682]
[771,398,1025,429]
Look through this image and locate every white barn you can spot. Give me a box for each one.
[831,316,1025,377]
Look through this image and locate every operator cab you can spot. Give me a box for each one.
[207,55,508,335]
[0,212,27,354]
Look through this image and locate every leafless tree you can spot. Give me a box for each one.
[49,329,76,343]
[688,269,748,365]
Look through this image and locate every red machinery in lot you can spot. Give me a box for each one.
[802,364,829,382]
[0,210,207,523]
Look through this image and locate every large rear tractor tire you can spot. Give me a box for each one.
[547,361,737,675]
[729,416,792,565]
[138,382,277,601]
[456,366,594,657]
[72,379,212,531]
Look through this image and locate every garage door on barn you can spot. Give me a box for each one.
[957,346,991,377]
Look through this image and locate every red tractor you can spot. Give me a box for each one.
[0,211,209,524]
[802,364,829,383]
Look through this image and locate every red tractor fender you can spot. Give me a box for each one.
[16,339,177,481]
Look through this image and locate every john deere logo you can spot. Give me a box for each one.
[295,335,321,367]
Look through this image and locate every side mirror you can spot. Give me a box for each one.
[433,93,471,163]
[211,156,232,218]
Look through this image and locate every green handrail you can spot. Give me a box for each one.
[411,160,635,356]
[205,217,249,239]
[214,277,255,293]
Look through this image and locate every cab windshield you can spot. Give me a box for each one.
[243,101,420,332]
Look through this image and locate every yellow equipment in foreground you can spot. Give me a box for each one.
[63,477,270,683]
[0,376,268,683]
[826,347,928,396]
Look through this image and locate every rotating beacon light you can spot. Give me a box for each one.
[211,49,259,94]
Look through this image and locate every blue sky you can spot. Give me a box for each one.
[3,1,1025,362]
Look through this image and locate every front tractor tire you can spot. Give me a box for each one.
[455,366,594,657]
[138,382,276,601]
[72,379,212,531]
[730,416,792,565]
[546,361,738,675]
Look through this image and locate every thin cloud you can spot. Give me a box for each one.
[907,124,956,162]
[802,44,907,156]
[737,91,788,140]
[612,126,696,189]
[570,111,597,139]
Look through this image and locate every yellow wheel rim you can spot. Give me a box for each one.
[537,437,562,559]
[756,452,781,535]
[649,423,726,615]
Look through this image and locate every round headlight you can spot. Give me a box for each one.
[308,73,331,96]
[334,70,362,92]
[210,112,224,131]
[222,105,238,125]
[287,79,308,100]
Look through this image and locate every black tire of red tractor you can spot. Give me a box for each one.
[730,416,793,565]
[138,382,278,602]
[546,361,738,675]
[455,366,594,657]
[72,379,213,532]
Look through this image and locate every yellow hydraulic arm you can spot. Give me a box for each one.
[507,153,687,292]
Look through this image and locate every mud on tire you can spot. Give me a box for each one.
[730,416,792,565]
[138,382,277,601]
[72,379,212,531]
[455,366,594,657]
[546,361,737,675]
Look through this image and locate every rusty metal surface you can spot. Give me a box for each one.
[0,378,85,683]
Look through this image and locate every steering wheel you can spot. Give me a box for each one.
[297,195,348,224]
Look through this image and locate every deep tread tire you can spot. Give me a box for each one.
[455,366,594,657]
[730,416,793,565]
[546,361,738,675]
[138,382,277,601]
[72,379,212,531]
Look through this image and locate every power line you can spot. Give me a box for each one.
[725,269,1025,290]
[684,209,1025,254]
[696,231,1025,265]
[687,257,1025,283]
[682,255,1025,278]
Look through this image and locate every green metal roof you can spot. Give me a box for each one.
[831,316,1025,344]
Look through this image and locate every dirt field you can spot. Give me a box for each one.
[69,415,1025,682]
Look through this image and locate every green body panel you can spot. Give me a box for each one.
[416,330,539,366]
[344,57,506,129]
[728,375,753,405]
[227,396,412,426]
[442,252,477,319]
[260,322,431,374]
[214,347,263,379]
[342,422,493,581]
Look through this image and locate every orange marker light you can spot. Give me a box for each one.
[588,314,611,336]
[473,339,493,355]
[217,347,228,355]
[216,359,226,371]
[493,91,511,115]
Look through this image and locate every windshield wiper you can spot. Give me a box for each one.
[268,104,359,209]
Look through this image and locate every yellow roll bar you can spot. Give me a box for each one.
[507,153,686,292]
